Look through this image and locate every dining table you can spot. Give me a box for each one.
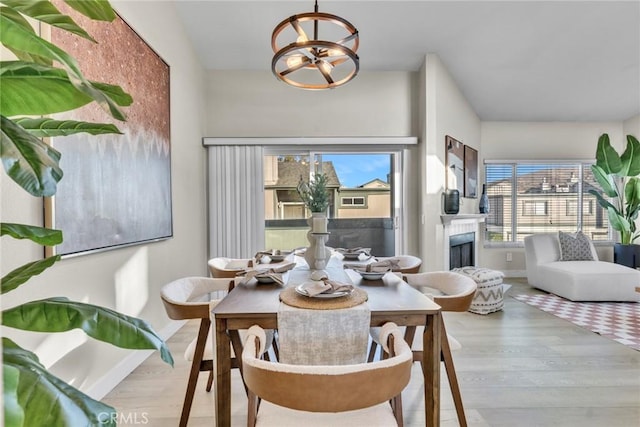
[211,253,443,427]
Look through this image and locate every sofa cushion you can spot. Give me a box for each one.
[558,231,595,261]
[538,261,640,301]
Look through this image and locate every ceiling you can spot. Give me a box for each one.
[174,0,640,122]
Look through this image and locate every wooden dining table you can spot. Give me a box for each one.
[211,258,442,427]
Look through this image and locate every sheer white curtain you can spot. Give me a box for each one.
[207,145,264,258]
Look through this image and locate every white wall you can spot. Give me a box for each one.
[0,0,208,398]
[480,121,624,275]
[205,70,417,137]
[624,114,640,137]
[419,54,482,272]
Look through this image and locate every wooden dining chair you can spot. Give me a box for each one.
[368,271,477,427]
[207,257,254,279]
[160,276,234,427]
[242,322,413,427]
[375,254,422,274]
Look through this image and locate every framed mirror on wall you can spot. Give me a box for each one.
[464,145,478,198]
[445,135,464,194]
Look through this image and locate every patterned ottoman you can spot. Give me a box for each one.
[451,267,505,314]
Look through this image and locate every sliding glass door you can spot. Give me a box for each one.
[264,149,401,256]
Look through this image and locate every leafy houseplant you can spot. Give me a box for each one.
[297,172,330,213]
[589,133,640,245]
[1,1,173,426]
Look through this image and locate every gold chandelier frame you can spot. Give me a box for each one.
[271,2,359,90]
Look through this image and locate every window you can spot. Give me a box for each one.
[523,201,547,216]
[342,196,365,206]
[264,151,399,256]
[484,161,610,245]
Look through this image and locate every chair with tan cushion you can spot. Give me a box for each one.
[368,271,477,427]
[374,254,422,274]
[207,257,254,278]
[160,276,234,427]
[242,322,412,427]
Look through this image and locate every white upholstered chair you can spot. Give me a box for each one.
[207,257,254,279]
[160,276,234,427]
[368,271,477,427]
[375,254,422,274]
[242,323,413,427]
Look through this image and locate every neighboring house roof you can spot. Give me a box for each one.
[358,178,389,189]
[487,169,600,194]
[272,160,340,188]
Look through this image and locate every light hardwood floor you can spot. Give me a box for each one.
[102,278,640,426]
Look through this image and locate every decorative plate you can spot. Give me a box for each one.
[295,284,352,299]
[358,271,386,280]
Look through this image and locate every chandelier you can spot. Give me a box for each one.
[271,1,359,90]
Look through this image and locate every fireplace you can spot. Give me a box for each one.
[449,232,475,270]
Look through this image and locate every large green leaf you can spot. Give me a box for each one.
[3,338,116,427]
[608,206,631,243]
[65,0,116,21]
[3,363,24,427]
[1,115,63,197]
[0,6,49,65]
[590,164,618,198]
[588,189,616,212]
[1,255,61,295]
[1,0,95,41]
[0,61,94,116]
[14,117,122,137]
[3,298,174,367]
[620,135,640,177]
[0,9,129,121]
[595,133,622,175]
[0,223,62,245]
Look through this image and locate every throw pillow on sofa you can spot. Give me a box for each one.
[558,231,594,261]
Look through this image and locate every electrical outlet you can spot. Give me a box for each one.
[506,252,513,262]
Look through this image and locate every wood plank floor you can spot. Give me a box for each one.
[102,278,640,426]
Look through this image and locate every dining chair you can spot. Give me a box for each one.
[367,271,477,427]
[242,322,413,427]
[160,276,234,427]
[161,276,275,427]
[375,254,422,274]
[207,257,254,279]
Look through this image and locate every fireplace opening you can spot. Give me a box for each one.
[449,232,475,270]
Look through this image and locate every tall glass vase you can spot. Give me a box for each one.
[479,184,490,214]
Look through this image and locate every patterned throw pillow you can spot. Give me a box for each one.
[558,231,594,261]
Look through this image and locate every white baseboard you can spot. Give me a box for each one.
[85,319,186,400]
[503,270,527,278]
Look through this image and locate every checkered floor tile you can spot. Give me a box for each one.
[513,294,640,351]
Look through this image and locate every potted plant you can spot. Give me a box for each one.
[1,2,172,426]
[297,172,330,215]
[589,133,640,267]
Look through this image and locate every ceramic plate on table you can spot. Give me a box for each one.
[255,275,276,284]
[295,284,352,299]
[268,255,286,263]
[358,271,386,281]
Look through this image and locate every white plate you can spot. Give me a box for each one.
[358,271,386,280]
[268,255,286,263]
[295,284,352,299]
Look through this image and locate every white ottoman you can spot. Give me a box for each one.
[452,267,505,314]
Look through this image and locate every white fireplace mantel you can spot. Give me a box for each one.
[440,214,487,226]
[441,214,487,270]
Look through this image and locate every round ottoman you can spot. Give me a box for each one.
[451,267,505,314]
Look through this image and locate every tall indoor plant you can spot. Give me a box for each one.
[1,1,173,426]
[589,133,640,266]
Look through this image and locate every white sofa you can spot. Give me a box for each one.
[524,233,640,302]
